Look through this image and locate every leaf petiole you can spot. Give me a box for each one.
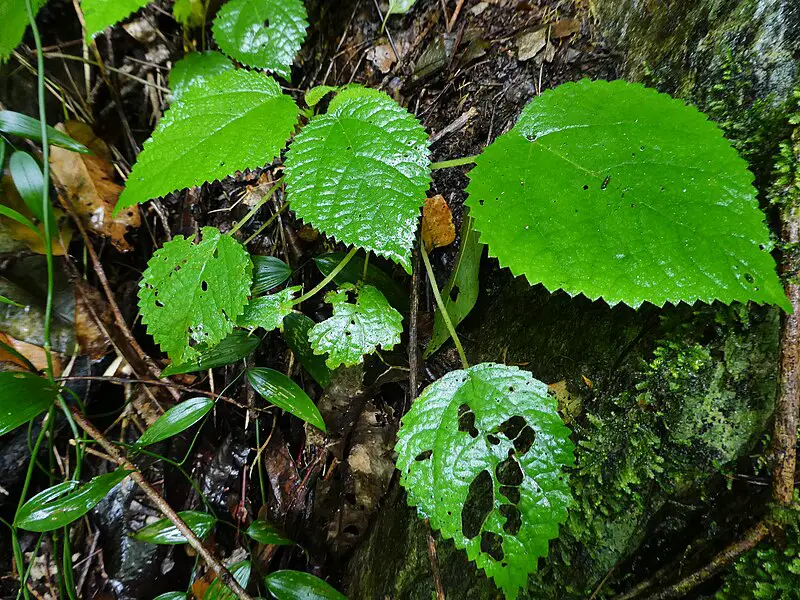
[228,176,284,236]
[421,246,468,369]
[293,246,358,305]
[430,155,478,170]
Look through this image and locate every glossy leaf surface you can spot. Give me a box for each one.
[282,313,331,388]
[285,86,431,270]
[160,330,260,377]
[246,520,292,545]
[247,367,326,431]
[136,397,213,447]
[264,570,347,600]
[169,51,234,103]
[237,286,300,332]
[0,372,58,436]
[81,0,153,39]
[396,363,574,599]
[204,560,251,600]
[315,252,408,312]
[132,510,216,544]
[251,255,293,295]
[466,79,788,310]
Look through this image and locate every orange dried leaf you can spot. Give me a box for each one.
[421,194,455,251]
[551,18,580,38]
[0,332,62,375]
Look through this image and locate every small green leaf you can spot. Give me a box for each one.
[237,286,300,332]
[264,570,347,600]
[251,255,293,295]
[204,560,251,600]
[304,85,339,108]
[9,151,54,231]
[283,313,331,388]
[285,86,431,271]
[80,0,153,39]
[212,0,309,79]
[314,252,408,312]
[169,51,234,103]
[426,216,483,357]
[16,469,130,532]
[466,79,789,310]
[117,70,299,211]
[172,0,204,28]
[139,227,253,364]
[135,397,213,447]
[153,593,187,600]
[246,367,326,432]
[308,284,403,370]
[0,372,58,436]
[132,510,216,544]
[395,363,574,599]
[0,0,46,62]
[160,330,260,377]
[0,110,89,153]
[388,0,416,14]
[246,520,292,545]
[0,204,41,238]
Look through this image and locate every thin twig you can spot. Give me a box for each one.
[425,519,446,600]
[65,404,254,600]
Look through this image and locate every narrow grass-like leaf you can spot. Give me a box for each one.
[160,330,260,377]
[212,0,309,79]
[16,469,130,532]
[237,286,300,332]
[315,252,408,312]
[247,367,326,432]
[117,70,298,211]
[283,313,331,388]
[0,205,41,237]
[132,510,216,545]
[81,0,154,39]
[135,397,213,447]
[169,51,234,103]
[264,570,346,600]
[0,294,24,308]
[251,255,293,295]
[0,372,58,436]
[0,111,89,153]
[246,520,292,545]
[204,560,251,600]
[9,151,54,229]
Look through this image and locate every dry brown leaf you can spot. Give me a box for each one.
[548,380,583,425]
[1,174,72,255]
[422,194,456,251]
[552,18,580,38]
[50,121,140,252]
[0,332,62,375]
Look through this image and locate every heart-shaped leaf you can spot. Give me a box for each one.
[132,510,216,545]
[247,367,326,432]
[314,252,408,312]
[135,397,213,447]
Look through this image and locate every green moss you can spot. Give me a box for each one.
[717,538,800,599]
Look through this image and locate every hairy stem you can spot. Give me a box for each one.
[421,247,468,369]
[293,246,358,305]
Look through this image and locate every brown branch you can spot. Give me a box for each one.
[65,403,254,600]
[425,519,446,600]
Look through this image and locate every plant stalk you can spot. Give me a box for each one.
[229,177,284,236]
[430,155,478,170]
[293,246,358,305]
[421,247,468,369]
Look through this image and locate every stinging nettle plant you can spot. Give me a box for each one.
[0,0,790,598]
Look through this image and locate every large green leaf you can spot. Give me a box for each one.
[247,367,326,431]
[395,363,574,599]
[0,372,58,436]
[237,286,300,332]
[308,283,403,370]
[132,510,216,544]
[160,330,260,377]
[285,87,431,270]
[80,0,153,39]
[117,70,299,211]
[0,0,46,61]
[314,252,408,312]
[16,469,130,531]
[168,51,234,103]
[139,227,253,364]
[466,79,789,310]
[135,397,213,447]
[204,560,251,600]
[212,0,308,79]
[283,313,331,388]
[264,570,347,600]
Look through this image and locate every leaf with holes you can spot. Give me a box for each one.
[308,283,403,370]
[237,286,300,332]
[285,86,431,271]
[117,70,298,211]
[466,79,788,310]
[212,0,308,79]
[169,51,234,103]
[139,227,252,364]
[396,363,574,599]
[80,0,154,39]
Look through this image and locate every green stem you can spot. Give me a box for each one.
[421,247,469,369]
[362,251,370,282]
[242,201,289,246]
[430,155,478,170]
[293,246,358,305]
[228,177,284,236]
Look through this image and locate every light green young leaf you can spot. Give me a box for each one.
[16,469,130,532]
[246,367,326,432]
[252,255,293,294]
[246,520,292,545]
[466,79,789,310]
[308,283,402,370]
[237,286,300,332]
[212,0,309,79]
[0,0,46,62]
[285,86,431,271]
[139,227,253,364]
[117,70,299,211]
[426,216,483,357]
[315,252,408,312]
[80,0,153,39]
[264,570,347,600]
[395,363,574,599]
[388,0,416,14]
[168,51,234,103]
[172,0,204,28]
[282,313,331,388]
[135,397,213,447]
[160,330,260,377]
[304,85,339,108]
[204,560,251,600]
[0,372,58,436]
[0,110,89,153]
[132,510,216,544]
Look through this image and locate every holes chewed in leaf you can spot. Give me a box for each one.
[462,470,493,540]
[500,485,521,505]
[481,531,505,561]
[415,450,432,461]
[500,504,522,535]
[449,286,460,303]
[458,404,479,438]
[496,450,524,486]
[498,416,526,440]
[513,426,536,455]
